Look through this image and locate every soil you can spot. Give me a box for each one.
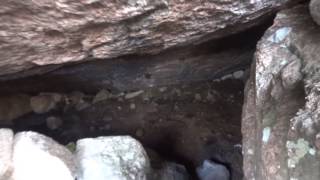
[4,79,244,180]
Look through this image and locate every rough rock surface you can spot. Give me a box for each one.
[11,131,76,180]
[0,0,298,79]
[76,136,150,180]
[242,5,320,180]
[0,129,14,180]
[310,0,320,25]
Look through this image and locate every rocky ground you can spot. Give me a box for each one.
[0,73,245,180]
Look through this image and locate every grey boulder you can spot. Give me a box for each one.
[76,136,150,180]
[196,160,230,180]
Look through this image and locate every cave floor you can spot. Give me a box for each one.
[9,79,244,179]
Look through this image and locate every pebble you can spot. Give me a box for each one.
[197,160,230,180]
[92,89,110,104]
[30,93,62,114]
[46,116,63,130]
[220,74,233,81]
[130,103,136,110]
[125,90,144,99]
[233,70,244,79]
[159,87,168,92]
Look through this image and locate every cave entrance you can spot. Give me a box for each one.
[0,21,272,180]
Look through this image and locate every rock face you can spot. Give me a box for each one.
[0,129,14,180]
[76,136,150,180]
[310,0,320,25]
[11,131,76,180]
[0,0,298,79]
[242,5,320,180]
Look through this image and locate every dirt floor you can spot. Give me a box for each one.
[6,78,244,180]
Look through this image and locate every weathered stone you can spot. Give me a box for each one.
[0,94,31,125]
[242,5,320,180]
[0,0,299,79]
[152,162,190,180]
[76,136,150,180]
[11,131,76,180]
[46,116,63,130]
[310,0,320,25]
[0,129,14,180]
[196,160,230,180]
[30,93,62,114]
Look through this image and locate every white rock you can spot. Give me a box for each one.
[11,131,75,180]
[76,136,150,180]
[0,129,14,180]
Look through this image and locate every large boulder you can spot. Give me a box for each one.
[242,5,320,180]
[0,129,14,180]
[76,136,150,180]
[10,131,76,180]
[0,0,299,79]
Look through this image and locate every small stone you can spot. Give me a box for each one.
[220,74,233,81]
[46,116,63,130]
[30,93,62,114]
[233,70,244,79]
[117,106,122,110]
[125,90,144,99]
[159,87,168,92]
[175,89,182,97]
[68,91,85,105]
[154,162,190,180]
[92,89,110,104]
[197,160,230,180]
[130,103,136,110]
[75,102,91,111]
[206,92,214,101]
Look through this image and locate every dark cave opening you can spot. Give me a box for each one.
[0,18,275,180]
